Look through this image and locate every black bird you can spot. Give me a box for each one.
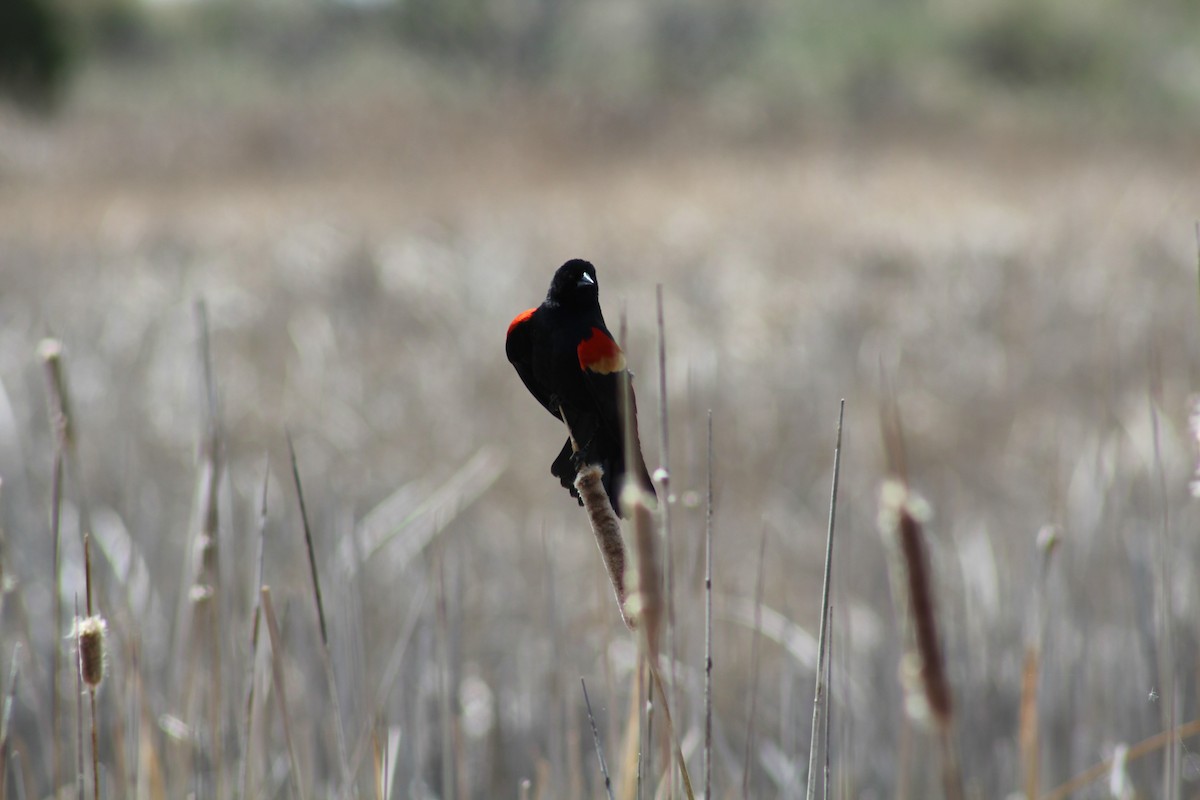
[506,259,655,516]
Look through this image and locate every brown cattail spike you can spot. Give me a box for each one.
[73,616,108,689]
[878,480,952,724]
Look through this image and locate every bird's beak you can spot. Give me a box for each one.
[578,272,596,288]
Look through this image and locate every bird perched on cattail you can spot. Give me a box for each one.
[506,259,655,516]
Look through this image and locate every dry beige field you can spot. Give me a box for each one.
[1,62,1199,797]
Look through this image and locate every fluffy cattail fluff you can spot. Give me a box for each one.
[878,479,952,725]
[622,483,662,660]
[72,615,108,689]
[575,465,632,627]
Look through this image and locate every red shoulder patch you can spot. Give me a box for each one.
[577,327,626,373]
[507,308,536,338]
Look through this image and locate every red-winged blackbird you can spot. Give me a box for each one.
[506,259,655,516]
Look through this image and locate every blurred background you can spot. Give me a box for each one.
[2,0,1200,797]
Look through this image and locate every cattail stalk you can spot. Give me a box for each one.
[239,463,270,800]
[654,284,679,769]
[1019,525,1059,800]
[287,434,351,785]
[582,678,616,800]
[0,644,21,799]
[39,338,68,792]
[260,587,305,800]
[742,529,767,799]
[806,399,844,800]
[703,411,714,800]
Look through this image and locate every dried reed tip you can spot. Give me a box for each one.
[878,479,953,726]
[575,465,631,626]
[621,483,662,658]
[37,338,63,363]
[38,337,73,444]
[1035,524,1060,556]
[72,615,107,689]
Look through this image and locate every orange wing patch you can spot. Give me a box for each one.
[507,308,536,337]
[577,327,626,373]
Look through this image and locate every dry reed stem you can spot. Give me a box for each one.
[646,665,694,800]
[742,529,767,799]
[1018,650,1040,799]
[806,399,844,800]
[372,729,383,800]
[238,463,270,800]
[435,549,455,800]
[1019,525,1060,800]
[338,585,429,800]
[260,587,305,800]
[39,338,68,793]
[617,667,642,800]
[703,411,713,800]
[286,434,351,784]
[0,644,20,800]
[1148,395,1179,800]
[822,603,833,799]
[654,284,678,775]
[640,658,648,800]
[582,678,616,800]
[195,303,225,796]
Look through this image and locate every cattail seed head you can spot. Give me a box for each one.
[575,465,632,628]
[878,479,953,726]
[73,615,108,689]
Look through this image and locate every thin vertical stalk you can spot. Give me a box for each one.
[806,400,844,800]
[1149,398,1178,800]
[582,679,616,800]
[286,434,350,784]
[238,462,270,800]
[0,644,21,800]
[260,587,305,800]
[654,284,678,791]
[742,529,768,799]
[39,339,69,793]
[704,411,714,800]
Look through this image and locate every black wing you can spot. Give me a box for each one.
[506,309,559,419]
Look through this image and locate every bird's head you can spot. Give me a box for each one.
[547,259,599,307]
